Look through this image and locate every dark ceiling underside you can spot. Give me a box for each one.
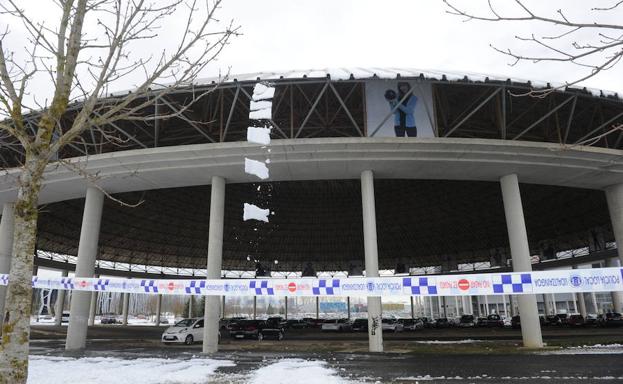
[35,180,613,271]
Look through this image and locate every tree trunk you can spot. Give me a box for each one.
[0,157,44,384]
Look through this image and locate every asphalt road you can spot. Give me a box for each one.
[29,324,623,383]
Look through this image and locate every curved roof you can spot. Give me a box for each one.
[188,67,618,99]
[189,67,621,98]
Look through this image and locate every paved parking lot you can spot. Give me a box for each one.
[28,324,623,383]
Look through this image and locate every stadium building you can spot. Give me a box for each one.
[0,68,622,352]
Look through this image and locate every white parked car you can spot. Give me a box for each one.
[161,318,204,345]
[321,319,352,332]
[381,318,404,332]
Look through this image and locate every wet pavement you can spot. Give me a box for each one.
[29,325,623,383]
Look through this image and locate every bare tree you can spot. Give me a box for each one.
[0,1,238,382]
[444,0,623,97]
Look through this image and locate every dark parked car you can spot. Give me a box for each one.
[475,317,489,327]
[480,314,503,327]
[267,316,288,330]
[567,314,585,327]
[286,319,308,329]
[351,318,368,332]
[584,314,599,327]
[305,318,325,328]
[400,318,424,331]
[600,312,623,327]
[511,315,521,329]
[434,318,450,328]
[229,320,284,340]
[100,313,120,324]
[61,311,70,323]
[458,315,476,328]
[422,317,436,328]
[545,315,563,326]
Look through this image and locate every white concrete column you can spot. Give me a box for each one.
[502,295,507,317]
[155,294,162,326]
[203,176,226,354]
[577,292,587,317]
[510,295,517,316]
[66,187,105,350]
[0,203,15,329]
[428,296,434,319]
[361,170,383,352]
[606,258,623,312]
[454,297,459,317]
[550,294,557,314]
[500,174,543,348]
[88,290,98,326]
[484,295,490,315]
[476,296,482,317]
[461,296,467,315]
[54,270,69,326]
[591,292,599,314]
[284,297,288,320]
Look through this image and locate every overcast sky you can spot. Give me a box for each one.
[209,0,622,93]
[2,0,622,103]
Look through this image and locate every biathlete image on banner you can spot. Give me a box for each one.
[385,81,418,137]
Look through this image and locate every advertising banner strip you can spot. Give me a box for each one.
[2,267,622,297]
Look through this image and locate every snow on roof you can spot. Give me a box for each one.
[192,67,619,99]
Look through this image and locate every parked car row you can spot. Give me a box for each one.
[511,313,623,328]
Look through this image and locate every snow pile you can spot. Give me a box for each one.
[244,203,270,223]
[245,158,270,180]
[540,343,623,355]
[247,127,271,146]
[28,356,235,384]
[414,339,484,344]
[249,359,358,384]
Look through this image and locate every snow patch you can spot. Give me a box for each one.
[540,343,623,355]
[247,127,271,145]
[245,158,269,180]
[249,359,358,384]
[414,339,485,344]
[28,356,234,384]
[244,203,270,222]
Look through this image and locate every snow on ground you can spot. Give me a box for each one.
[540,343,623,355]
[395,375,623,381]
[28,356,364,384]
[414,339,485,344]
[249,359,361,384]
[28,356,235,384]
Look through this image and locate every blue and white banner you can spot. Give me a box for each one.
[1,267,622,297]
